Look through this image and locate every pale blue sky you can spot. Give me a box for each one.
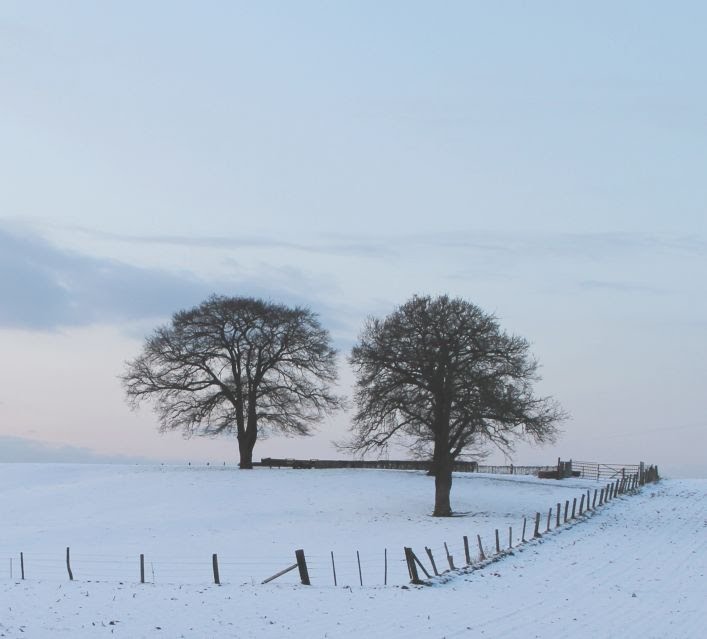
[1,2,705,475]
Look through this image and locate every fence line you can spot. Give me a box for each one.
[4,468,659,588]
[259,457,555,476]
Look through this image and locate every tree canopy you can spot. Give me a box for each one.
[122,295,341,468]
[348,295,565,516]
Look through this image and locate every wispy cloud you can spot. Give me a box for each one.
[578,280,667,295]
[70,226,392,259]
[70,225,707,263]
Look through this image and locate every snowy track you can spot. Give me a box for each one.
[0,466,704,638]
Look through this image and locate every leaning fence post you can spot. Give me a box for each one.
[411,550,431,579]
[20,552,25,580]
[546,508,552,532]
[425,547,439,576]
[444,543,455,570]
[295,549,310,585]
[404,547,422,584]
[212,553,220,585]
[579,494,585,515]
[357,550,363,586]
[463,536,471,565]
[66,547,73,581]
[331,551,337,586]
[477,535,486,561]
[564,500,569,522]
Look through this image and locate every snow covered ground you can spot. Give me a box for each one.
[0,464,704,638]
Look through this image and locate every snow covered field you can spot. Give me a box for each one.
[0,464,704,638]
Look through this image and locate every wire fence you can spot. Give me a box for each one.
[2,469,659,588]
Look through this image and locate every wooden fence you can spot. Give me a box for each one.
[258,458,555,476]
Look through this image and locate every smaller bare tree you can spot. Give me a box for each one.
[122,295,342,468]
[347,295,565,516]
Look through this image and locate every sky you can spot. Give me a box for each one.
[1,1,705,477]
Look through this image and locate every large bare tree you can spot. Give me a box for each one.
[123,295,341,468]
[348,295,565,516]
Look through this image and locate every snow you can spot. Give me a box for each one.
[0,464,704,638]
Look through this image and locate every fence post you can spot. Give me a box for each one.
[495,529,501,554]
[556,503,561,527]
[444,543,455,570]
[295,549,310,585]
[66,547,73,581]
[140,554,145,584]
[331,551,338,586]
[384,548,387,586]
[212,554,220,585]
[477,535,486,561]
[522,517,527,542]
[534,512,541,538]
[571,498,577,519]
[579,494,585,515]
[463,536,471,565]
[564,500,569,522]
[404,547,422,584]
[546,508,552,532]
[425,547,439,576]
[20,552,25,580]
[508,526,513,549]
[356,550,363,586]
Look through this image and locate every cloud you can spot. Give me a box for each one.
[403,230,707,262]
[0,225,352,336]
[70,225,707,264]
[0,435,151,463]
[0,226,211,330]
[70,226,392,259]
[578,280,666,295]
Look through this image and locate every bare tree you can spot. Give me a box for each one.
[347,295,565,516]
[122,295,341,468]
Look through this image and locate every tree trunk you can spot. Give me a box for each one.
[238,393,258,469]
[433,461,453,516]
[433,467,453,516]
[237,421,257,469]
[238,437,255,469]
